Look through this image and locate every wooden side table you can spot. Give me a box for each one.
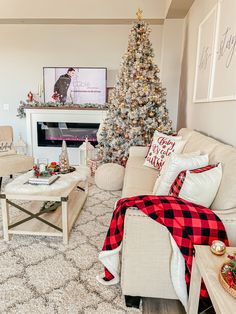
[188,245,236,314]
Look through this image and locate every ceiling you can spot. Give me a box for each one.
[0,0,194,24]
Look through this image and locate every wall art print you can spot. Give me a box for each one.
[210,0,236,101]
[194,0,236,103]
[193,5,218,102]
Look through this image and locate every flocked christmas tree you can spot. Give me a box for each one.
[98,9,172,165]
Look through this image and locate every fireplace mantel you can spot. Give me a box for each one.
[24,106,107,111]
[25,108,107,165]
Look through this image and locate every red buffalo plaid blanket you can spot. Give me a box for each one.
[100,195,228,300]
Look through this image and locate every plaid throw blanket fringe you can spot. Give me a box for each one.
[102,195,228,298]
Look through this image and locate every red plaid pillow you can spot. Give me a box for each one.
[169,164,219,197]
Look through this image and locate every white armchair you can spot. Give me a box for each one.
[0,126,34,190]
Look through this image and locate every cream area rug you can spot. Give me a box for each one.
[0,177,141,314]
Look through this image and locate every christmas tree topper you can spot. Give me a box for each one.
[136,8,143,21]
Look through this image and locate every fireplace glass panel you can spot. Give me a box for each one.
[37,122,99,147]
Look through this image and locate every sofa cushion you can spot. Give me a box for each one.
[177,128,194,141]
[210,145,236,210]
[122,156,159,198]
[181,131,220,155]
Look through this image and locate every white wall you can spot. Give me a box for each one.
[0,24,164,141]
[161,19,184,130]
[182,0,236,146]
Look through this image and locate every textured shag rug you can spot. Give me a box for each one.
[0,177,141,314]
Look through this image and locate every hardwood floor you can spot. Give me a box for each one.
[142,298,186,314]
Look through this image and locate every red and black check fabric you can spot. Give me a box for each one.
[102,195,228,298]
[169,164,218,197]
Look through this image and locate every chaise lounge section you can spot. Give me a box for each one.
[121,128,236,301]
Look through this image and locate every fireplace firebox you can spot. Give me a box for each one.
[37,122,99,147]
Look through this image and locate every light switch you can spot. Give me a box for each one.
[3,104,9,111]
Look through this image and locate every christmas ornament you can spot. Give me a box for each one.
[149,112,155,118]
[210,240,226,256]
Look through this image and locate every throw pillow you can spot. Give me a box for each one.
[144,131,186,171]
[169,163,222,207]
[152,151,201,194]
[153,153,209,195]
[0,141,16,156]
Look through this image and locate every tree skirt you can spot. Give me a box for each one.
[0,176,140,313]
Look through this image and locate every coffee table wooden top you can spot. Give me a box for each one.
[4,166,89,199]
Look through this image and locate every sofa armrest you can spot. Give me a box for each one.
[213,208,236,246]
[129,146,148,158]
[121,208,177,299]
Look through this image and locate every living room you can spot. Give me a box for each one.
[0,0,236,313]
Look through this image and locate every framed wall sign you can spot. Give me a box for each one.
[210,0,236,101]
[193,5,218,102]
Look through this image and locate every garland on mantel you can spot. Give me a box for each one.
[17,100,108,119]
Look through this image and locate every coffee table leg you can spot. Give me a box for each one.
[62,200,68,244]
[1,198,9,241]
[188,257,201,314]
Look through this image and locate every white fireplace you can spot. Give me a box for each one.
[25,108,107,165]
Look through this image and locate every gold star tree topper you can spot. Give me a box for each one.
[136,8,143,21]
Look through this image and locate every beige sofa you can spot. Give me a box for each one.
[121,128,236,302]
[0,126,34,189]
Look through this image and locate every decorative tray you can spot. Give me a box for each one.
[219,256,236,298]
[58,166,76,174]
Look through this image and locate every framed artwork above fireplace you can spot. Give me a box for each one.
[43,67,107,106]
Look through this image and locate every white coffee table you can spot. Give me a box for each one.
[0,166,89,244]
